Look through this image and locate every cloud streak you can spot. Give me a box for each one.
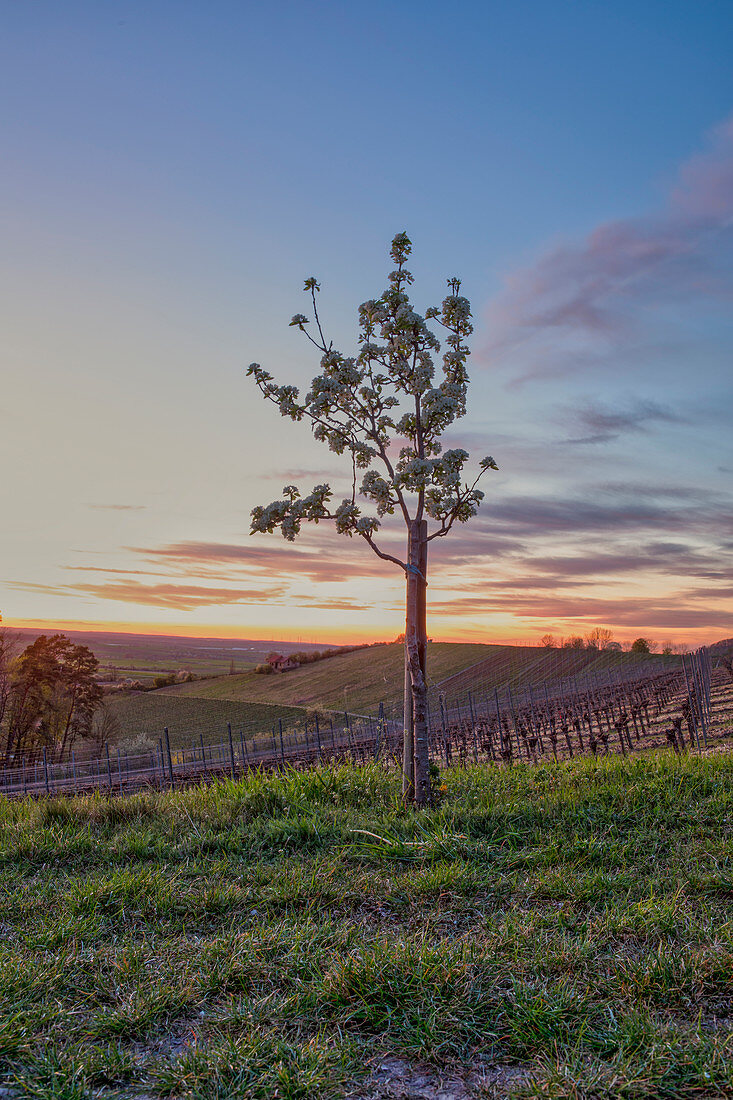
[486,115,733,382]
[429,590,733,631]
[474,488,733,541]
[11,580,287,612]
[132,540,390,583]
[565,398,686,444]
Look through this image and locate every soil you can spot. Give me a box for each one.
[344,1056,532,1099]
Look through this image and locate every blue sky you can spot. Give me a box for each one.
[2,1,732,645]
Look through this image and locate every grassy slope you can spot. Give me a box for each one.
[105,643,678,748]
[104,643,495,749]
[1,753,732,1098]
[105,695,308,751]
[157,642,498,713]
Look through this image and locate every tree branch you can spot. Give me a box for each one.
[359,530,407,572]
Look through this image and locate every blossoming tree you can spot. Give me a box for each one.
[248,233,496,805]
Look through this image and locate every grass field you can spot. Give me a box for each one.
[105,694,309,752]
[1,751,732,1098]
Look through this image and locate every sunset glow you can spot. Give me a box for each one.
[2,3,731,650]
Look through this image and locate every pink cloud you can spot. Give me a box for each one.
[11,580,287,612]
[671,116,733,221]
[485,114,733,382]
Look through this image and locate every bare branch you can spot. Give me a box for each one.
[358,530,407,572]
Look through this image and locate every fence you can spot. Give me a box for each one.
[0,648,719,799]
[0,710,398,799]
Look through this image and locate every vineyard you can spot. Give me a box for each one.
[1,645,728,800]
[150,641,497,713]
[104,694,308,751]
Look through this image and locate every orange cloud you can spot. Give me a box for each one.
[11,580,287,612]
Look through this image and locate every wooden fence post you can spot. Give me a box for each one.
[163,728,174,786]
[467,691,479,763]
[227,723,236,776]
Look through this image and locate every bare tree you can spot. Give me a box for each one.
[91,702,121,749]
[248,233,496,805]
[585,627,614,650]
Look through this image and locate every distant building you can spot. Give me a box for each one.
[266,653,300,673]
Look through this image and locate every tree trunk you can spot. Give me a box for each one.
[402,638,414,801]
[404,519,430,806]
[58,688,77,763]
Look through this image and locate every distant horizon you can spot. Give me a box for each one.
[2,617,723,653]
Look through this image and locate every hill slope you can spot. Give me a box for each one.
[106,642,679,745]
[157,642,497,713]
[160,642,676,713]
[435,645,676,703]
[105,694,308,750]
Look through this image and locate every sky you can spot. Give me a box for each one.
[2,0,732,648]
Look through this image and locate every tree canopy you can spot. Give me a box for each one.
[1,633,102,763]
[248,232,496,568]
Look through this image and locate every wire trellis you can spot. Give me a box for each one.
[0,648,720,799]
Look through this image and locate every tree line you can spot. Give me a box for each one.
[539,629,679,655]
[0,633,104,764]
[254,642,378,675]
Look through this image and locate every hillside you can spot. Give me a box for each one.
[105,694,308,751]
[435,645,677,704]
[105,642,680,747]
[105,643,496,748]
[157,641,497,713]
[158,641,676,712]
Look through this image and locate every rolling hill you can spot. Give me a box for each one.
[155,641,496,713]
[105,642,495,747]
[105,641,679,747]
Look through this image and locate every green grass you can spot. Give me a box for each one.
[1,751,732,1097]
[105,694,309,751]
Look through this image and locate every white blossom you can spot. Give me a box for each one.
[248,233,496,555]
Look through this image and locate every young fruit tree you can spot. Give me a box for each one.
[247,233,496,805]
